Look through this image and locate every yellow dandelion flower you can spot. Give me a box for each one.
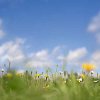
[82,64,95,72]
[34,74,41,78]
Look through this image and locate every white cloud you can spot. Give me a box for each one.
[52,46,61,55]
[0,38,94,70]
[86,12,100,68]
[88,12,100,43]
[0,40,55,68]
[0,44,67,68]
[66,47,87,62]
[89,50,100,68]
[57,55,64,61]
[35,50,49,60]
[91,51,100,60]
[0,19,5,38]
[0,38,26,67]
[95,34,100,44]
[26,50,53,67]
[57,47,87,66]
[0,38,100,71]
[88,12,100,32]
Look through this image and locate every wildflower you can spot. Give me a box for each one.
[64,80,67,83]
[90,71,94,77]
[44,74,49,81]
[1,69,5,73]
[1,69,5,77]
[77,78,83,82]
[34,73,41,78]
[80,74,85,79]
[91,71,94,74]
[94,80,99,83]
[6,73,13,78]
[40,72,44,79]
[82,64,95,72]
[59,71,63,75]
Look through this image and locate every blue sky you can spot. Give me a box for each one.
[0,0,100,73]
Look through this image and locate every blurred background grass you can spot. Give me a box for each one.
[0,70,100,100]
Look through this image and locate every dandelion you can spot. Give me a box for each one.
[34,73,41,79]
[82,63,95,72]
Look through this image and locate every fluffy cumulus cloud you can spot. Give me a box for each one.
[66,47,87,62]
[0,39,88,69]
[0,19,5,38]
[0,38,26,67]
[57,47,100,69]
[1,37,100,70]
[88,13,100,32]
[26,50,53,67]
[57,47,87,66]
[89,51,100,68]
[0,40,57,68]
[88,12,100,43]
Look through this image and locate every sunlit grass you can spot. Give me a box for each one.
[0,64,100,100]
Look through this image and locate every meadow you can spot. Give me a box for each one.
[0,64,100,100]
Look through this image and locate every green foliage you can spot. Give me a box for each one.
[0,70,100,100]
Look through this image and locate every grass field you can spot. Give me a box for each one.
[0,64,100,100]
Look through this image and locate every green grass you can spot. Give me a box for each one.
[0,71,100,100]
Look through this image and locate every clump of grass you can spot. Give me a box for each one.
[0,64,100,100]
